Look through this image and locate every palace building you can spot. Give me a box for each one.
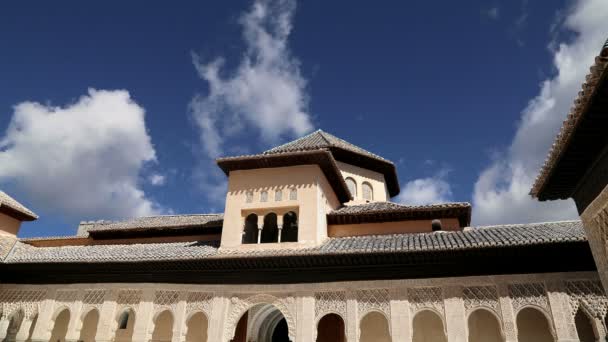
[1,42,608,342]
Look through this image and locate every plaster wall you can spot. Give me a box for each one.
[337,161,389,204]
[0,214,21,237]
[328,218,461,237]
[221,165,337,248]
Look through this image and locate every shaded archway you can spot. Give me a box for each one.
[360,311,390,342]
[412,310,447,342]
[574,308,595,342]
[3,309,24,342]
[114,308,135,342]
[467,309,502,342]
[79,308,99,342]
[49,308,70,342]
[243,214,258,244]
[516,307,553,342]
[281,212,298,242]
[232,303,290,342]
[185,312,208,342]
[261,213,279,243]
[151,310,173,342]
[317,313,345,342]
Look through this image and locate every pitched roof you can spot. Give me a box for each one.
[80,214,224,238]
[264,129,390,162]
[530,38,608,201]
[3,220,585,263]
[0,191,37,221]
[328,202,472,227]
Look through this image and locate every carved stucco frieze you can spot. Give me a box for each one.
[356,289,390,318]
[224,294,296,342]
[566,280,608,319]
[408,287,444,316]
[0,289,45,320]
[463,285,500,316]
[508,283,549,313]
[54,290,79,313]
[315,291,347,321]
[115,289,142,313]
[153,290,180,315]
[186,292,213,317]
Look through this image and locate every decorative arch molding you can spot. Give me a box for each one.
[408,287,445,317]
[508,283,550,313]
[515,305,558,341]
[566,280,608,319]
[224,294,296,342]
[185,292,213,318]
[315,291,347,322]
[466,307,506,341]
[0,290,45,321]
[412,308,448,337]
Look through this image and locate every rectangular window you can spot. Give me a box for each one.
[275,189,282,201]
[289,188,297,200]
[261,191,268,202]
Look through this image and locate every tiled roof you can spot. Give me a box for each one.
[0,191,37,221]
[84,214,223,232]
[3,220,585,263]
[264,130,391,163]
[530,38,608,197]
[0,235,17,261]
[329,202,470,215]
[328,201,472,227]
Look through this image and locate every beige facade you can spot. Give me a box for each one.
[336,161,389,204]
[1,272,606,342]
[0,214,21,237]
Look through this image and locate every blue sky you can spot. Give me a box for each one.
[1,0,606,237]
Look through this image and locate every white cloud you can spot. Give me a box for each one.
[397,171,453,206]
[148,174,166,186]
[0,89,163,220]
[189,0,313,207]
[190,0,313,159]
[472,0,608,225]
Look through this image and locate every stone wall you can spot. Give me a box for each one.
[0,272,605,342]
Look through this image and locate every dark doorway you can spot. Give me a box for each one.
[272,317,289,342]
[316,313,345,342]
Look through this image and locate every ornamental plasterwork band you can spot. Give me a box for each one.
[408,287,444,316]
[566,280,608,319]
[153,290,181,316]
[186,292,214,318]
[463,285,501,317]
[0,290,45,320]
[224,294,296,342]
[508,283,550,314]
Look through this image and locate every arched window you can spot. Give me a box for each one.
[151,310,173,342]
[282,211,298,242]
[317,313,345,342]
[186,312,208,342]
[275,189,282,201]
[50,308,70,342]
[261,213,279,243]
[345,177,357,198]
[79,309,100,342]
[516,307,553,342]
[413,310,447,342]
[360,312,390,342]
[260,190,268,202]
[245,191,253,203]
[289,188,297,200]
[118,311,130,329]
[362,182,373,201]
[243,214,259,244]
[468,309,502,342]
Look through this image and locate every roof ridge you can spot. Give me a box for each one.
[473,219,581,230]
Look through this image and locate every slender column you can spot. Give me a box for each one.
[547,281,579,342]
[296,293,315,342]
[389,287,411,342]
[497,284,518,342]
[593,317,606,342]
[15,316,34,342]
[278,224,283,243]
[132,288,155,342]
[172,295,187,342]
[30,290,57,342]
[443,286,467,342]
[257,215,264,244]
[207,296,230,342]
[0,318,10,340]
[94,290,118,342]
[65,292,84,342]
[345,291,357,342]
